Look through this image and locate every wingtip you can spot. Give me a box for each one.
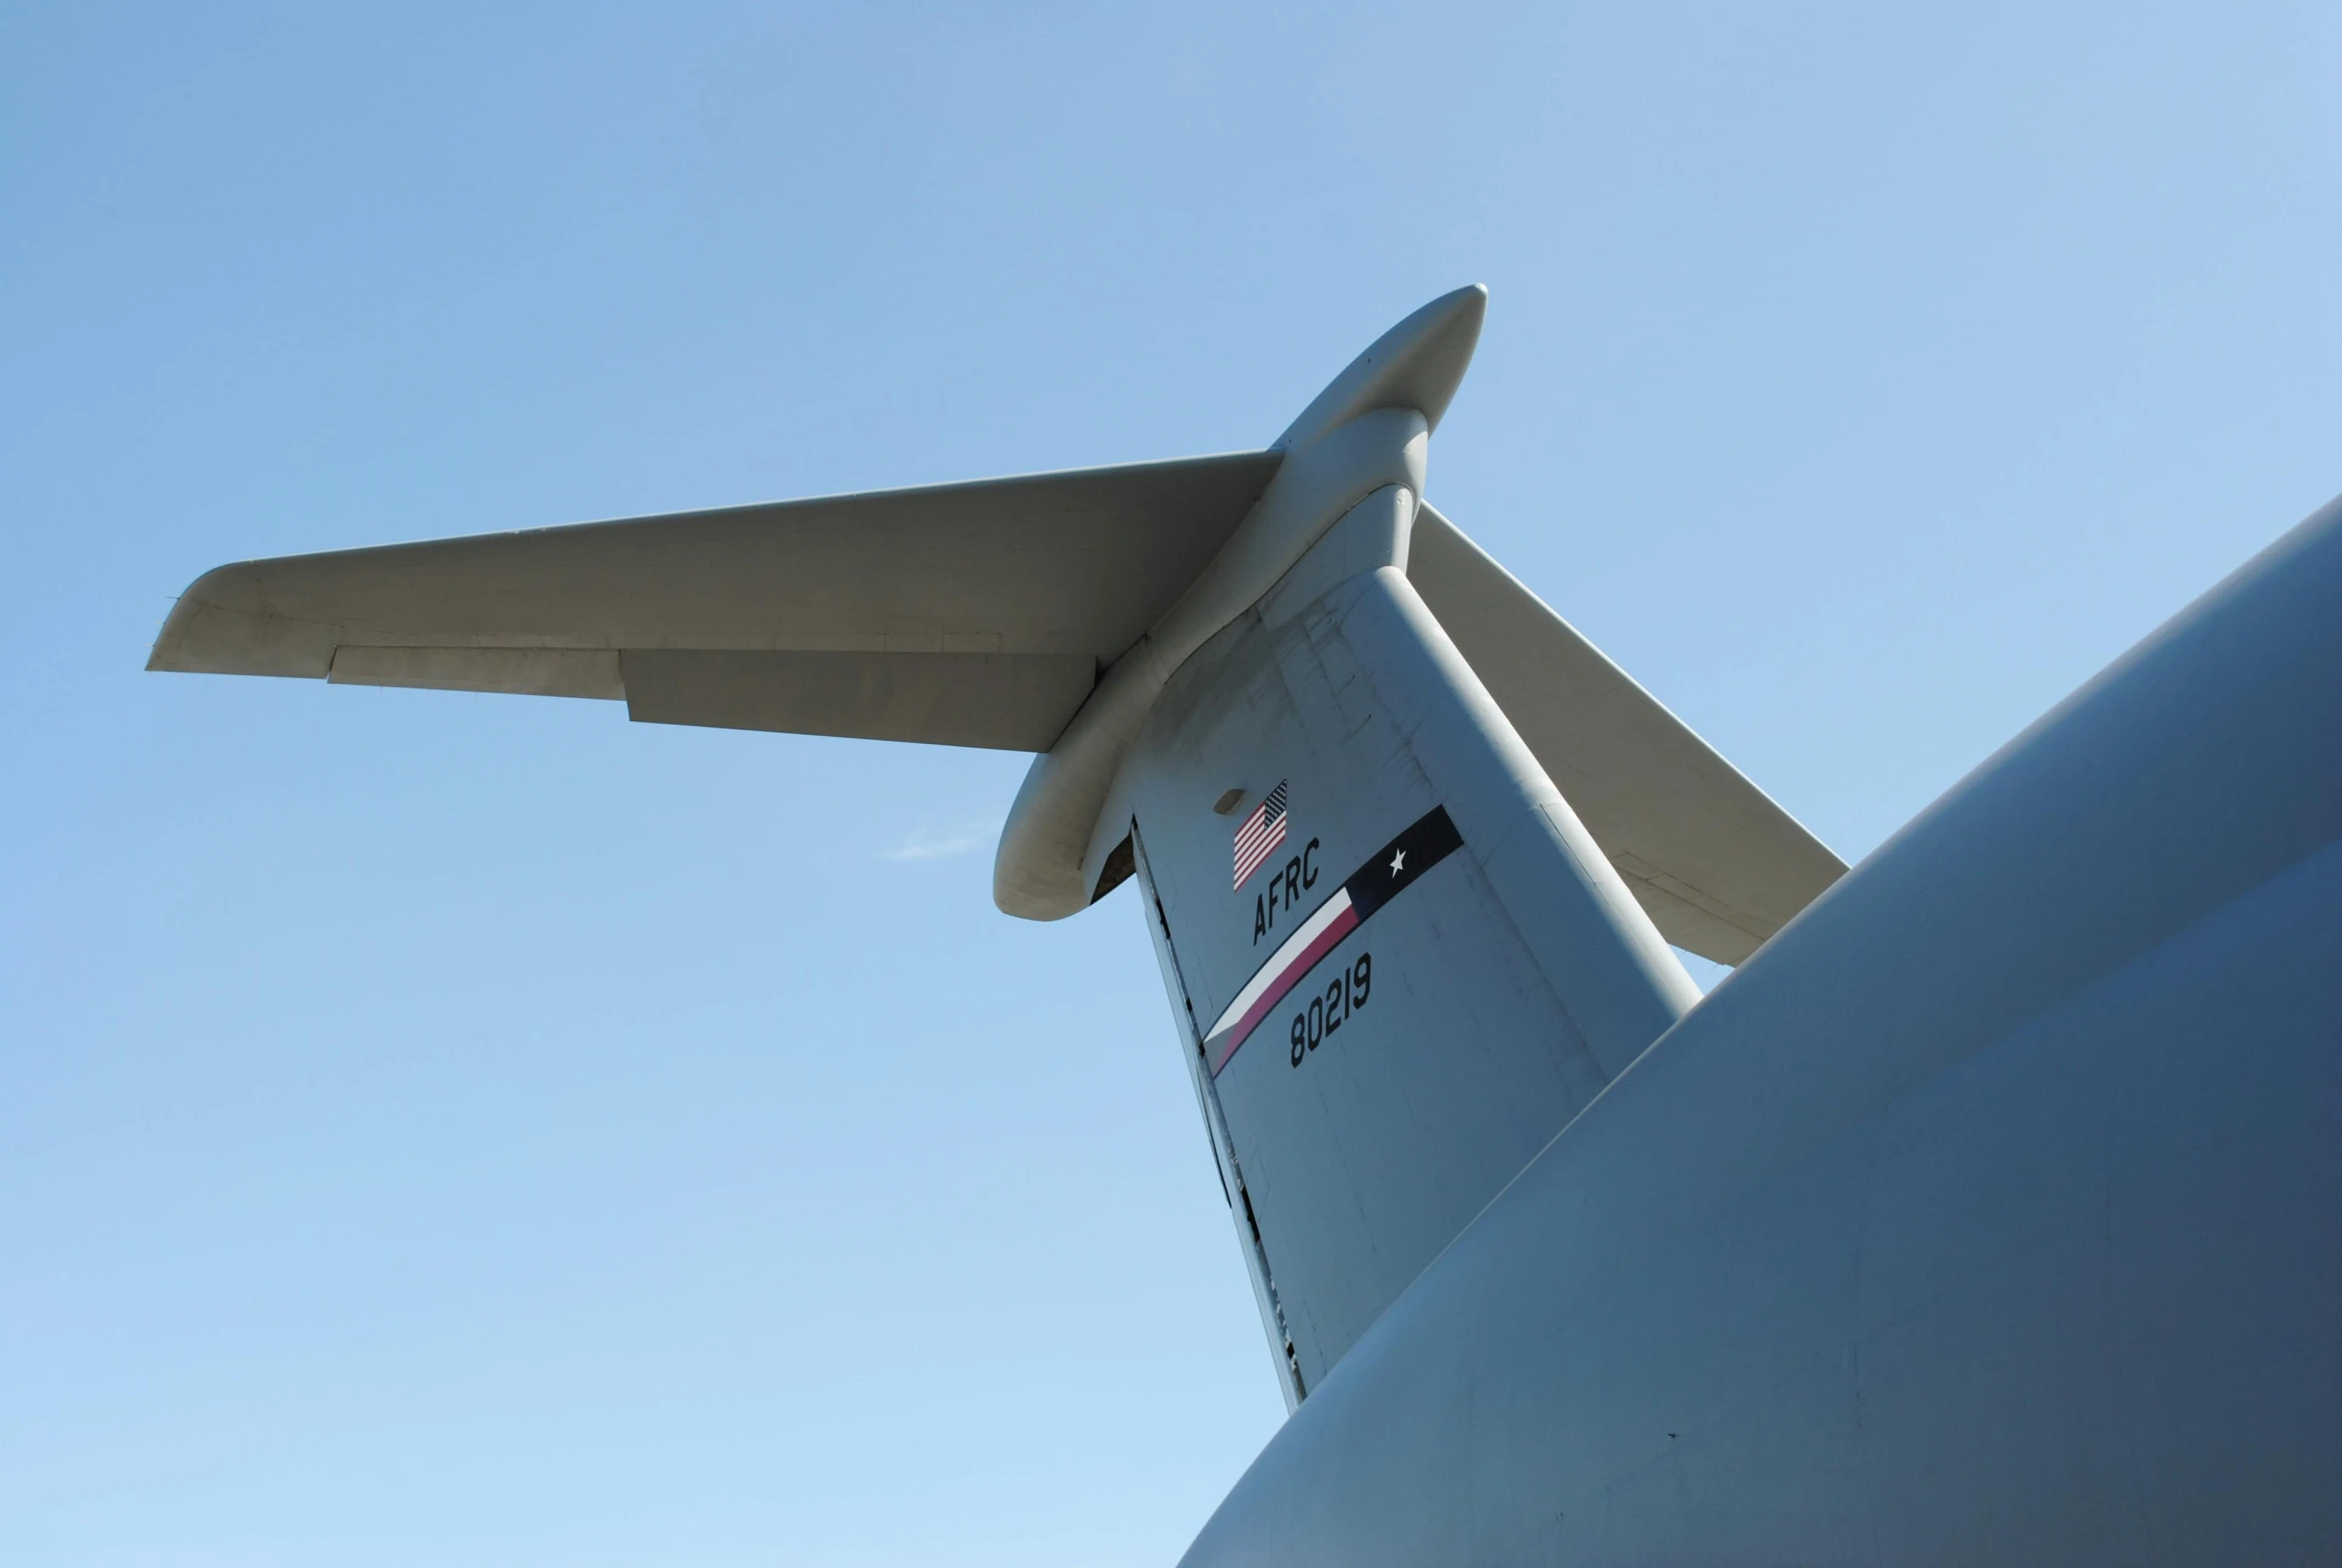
[141,561,338,678]
[144,578,204,673]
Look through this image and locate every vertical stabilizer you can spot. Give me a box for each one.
[1116,482,1696,1396]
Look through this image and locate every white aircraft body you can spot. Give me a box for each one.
[151,289,2340,1564]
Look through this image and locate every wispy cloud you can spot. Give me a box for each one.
[881,821,1000,862]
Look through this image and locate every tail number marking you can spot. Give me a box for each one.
[1291,953,1372,1067]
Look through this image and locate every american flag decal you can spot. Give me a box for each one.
[1232,781,1289,890]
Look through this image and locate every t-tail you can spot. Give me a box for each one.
[148,286,1847,1406]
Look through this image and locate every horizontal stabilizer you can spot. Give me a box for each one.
[1408,504,1845,963]
[150,450,1283,751]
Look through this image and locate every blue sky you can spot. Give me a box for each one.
[3,4,2337,1564]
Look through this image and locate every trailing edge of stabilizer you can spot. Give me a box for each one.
[992,286,1490,920]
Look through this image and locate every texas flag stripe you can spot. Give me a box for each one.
[1206,889,1360,1072]
[1203,805,1463,1075]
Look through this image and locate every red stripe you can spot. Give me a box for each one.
[1209,904,1360,1072]
[1236,823,1292,870]
[1232,818,1286,888]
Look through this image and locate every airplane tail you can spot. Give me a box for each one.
[148,286,1844,1407]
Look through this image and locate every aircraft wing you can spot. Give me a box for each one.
[1409,502,1846,963]
[147,451,1283,751]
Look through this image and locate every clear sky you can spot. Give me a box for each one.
[3,5,2337,1565]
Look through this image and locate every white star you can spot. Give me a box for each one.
[1389,848,1406,876]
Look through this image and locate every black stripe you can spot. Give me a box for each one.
[1342,806,1464,920]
